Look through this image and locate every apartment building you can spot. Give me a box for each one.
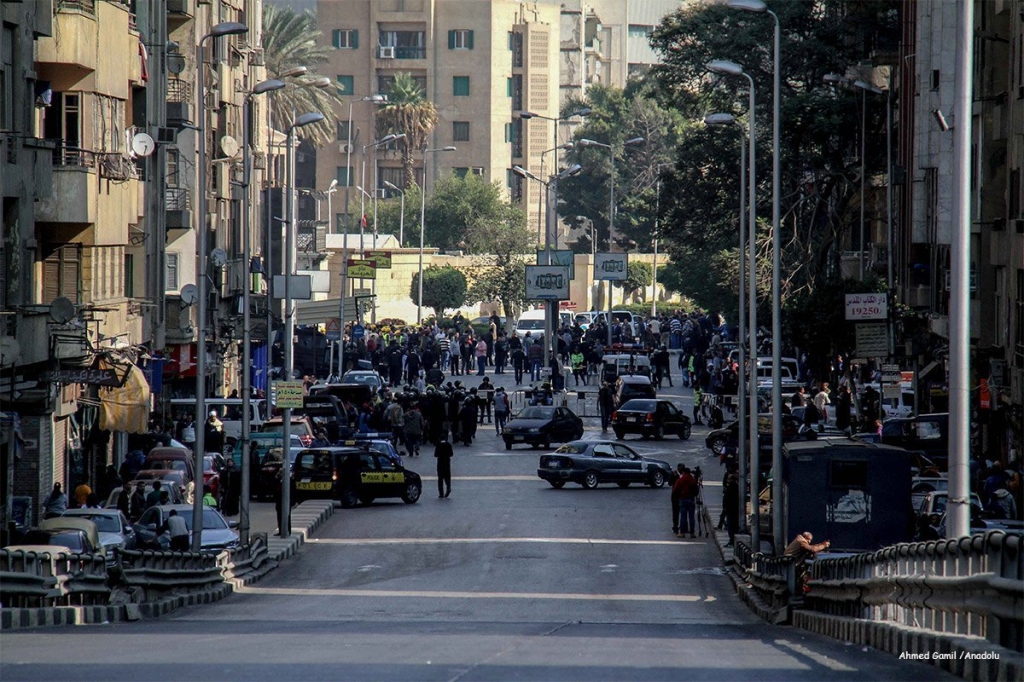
[314,0,560,239]
[897,0,1023,462]
[0,0,267,530]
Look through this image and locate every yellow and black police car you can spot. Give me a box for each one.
[290,446,422,508]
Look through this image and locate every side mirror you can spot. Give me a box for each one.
[228,520,239,529]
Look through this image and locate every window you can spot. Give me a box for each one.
[332,29,358,49]
[1,26,13,132]
[931,69,940,91]
[336,120,351,142]
[166,252,179,291]
[452,121,469,141]
[453,76,470,96]
[378,30,426,59]
[506,77,512,97]
[336,75,354,97]
[628,24,652,38]
[448,29,474,50]
[336,166,353,186]
[830,461,868,488]
[42,244,81,304]
[504,122,513,143]
[454,167,468,179]
[378,167,403,192]
[124,254,135,297]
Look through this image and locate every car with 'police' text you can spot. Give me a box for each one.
[291,446,422,508]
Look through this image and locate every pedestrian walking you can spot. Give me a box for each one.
[434,433,453,498]
[672,466,699,538]
[598,382,614,431]
[722,467,740,547]
[403,403,425,457]
[493,386,510,435]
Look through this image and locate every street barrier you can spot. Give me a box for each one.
[0,549,109,608]
[119,549,223,602]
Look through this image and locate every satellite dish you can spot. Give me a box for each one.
[179,284,200,305]
[131,132,156,157]
[219,135,240,158]
[48,296,76,324]
[210,248,228,267]
[0,337,21,365]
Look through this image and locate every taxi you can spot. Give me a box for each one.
[290,446,422,508]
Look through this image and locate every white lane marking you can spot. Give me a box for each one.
[420,475,539,481]
[356,565,380,572]
[312,537,699,546]
[600,564,618,573]
[238,586,712,602]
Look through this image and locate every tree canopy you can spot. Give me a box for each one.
[375,73,439,188]
[410,265,468,320]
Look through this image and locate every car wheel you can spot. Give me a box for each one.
[709,436,726,455]
[401,481,421,504]
[359,495,375,506]
[582,471,600,489]
[680,423,692,441]
[339,487,359,509]
[654,425,665,440]
[613,429,625,440]
[505,440,512,451]
[574,428,584,440]
[549,480,565,489]
[649,470,666,488]
[617,481,630,488]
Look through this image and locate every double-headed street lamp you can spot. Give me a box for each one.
[705,112,750,535]
[707,58,760,551]
[279,111,326,540]
[383,181,406,245]
[728,0,785,553]
[512,163,583,368]
[343,94,387,234]
[239,77,286,546]
[193,20,248,551]
[416,146,457,325]
[577,137,644,347]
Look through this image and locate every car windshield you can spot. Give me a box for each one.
[146,459,187,472]
[179,510,229,531]
[554,442,589,454]
[342,373,378,385]
[517,407,555,420]
[517,319,544,330]
[620,400,657,411]
[67,514,119,533]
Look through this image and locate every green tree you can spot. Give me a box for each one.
[261,4,345,146]
[410,265,468,319]
[423,174,511,252]
[370,184,423,248]
[375,73,439,188]
[613,261,654,303]
[464,207,532,328]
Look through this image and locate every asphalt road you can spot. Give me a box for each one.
[1,369,953,681]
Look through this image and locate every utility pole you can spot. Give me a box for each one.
[142,0,167,354]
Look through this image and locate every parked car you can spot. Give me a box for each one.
[202,455,222,499]
[142,446,196,484]
[612,399,692,441]
[704,414,805,456]
[133,504,239,553]
[291,446,422,508]
[261,415,315,447]
[613,375,656,409]
[132,470,192,502]
[881,413,949,468]
[601,354,652,384]
[537,440,675,490]
[502,406,584,450]
[339,370,383,392]
[60,508,136,554]
[20,517,103,556]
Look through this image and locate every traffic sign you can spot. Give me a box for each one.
[325,317,341,341]
[352,324,365,340]
[271,380,304,409]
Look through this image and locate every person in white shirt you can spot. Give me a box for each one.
[813,383,831,424]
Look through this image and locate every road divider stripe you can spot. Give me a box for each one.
[310,537,697,546]
[238,586,711,602]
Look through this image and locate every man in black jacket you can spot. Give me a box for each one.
[434,433,453,498]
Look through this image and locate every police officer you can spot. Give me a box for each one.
[434,432,454,498]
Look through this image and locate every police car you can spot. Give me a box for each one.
[291,446,422,508]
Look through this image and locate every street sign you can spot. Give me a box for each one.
[881,363,901,384]
[347,259,377,279]
[844,293,888,320]
[325,317,341,341]
[854,322,889,358]
[271,380,304,409]
[272,274,312,300]
[595,253,628,281]
[537,249,575,279]
[525,265,570,300]
[366,250,392,269]
[352,324,365,340]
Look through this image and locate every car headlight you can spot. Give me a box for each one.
[528,428,541,434]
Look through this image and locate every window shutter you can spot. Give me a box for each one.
[332,29,341,48]
[63,245,80,303]
[43,258,60,303]
[467,30,474,50]
[448,30,455,50]
[351,30,358,49]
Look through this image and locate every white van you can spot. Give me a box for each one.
[595,311,637,338]
[515,309,572,339]
[169,398,267,449]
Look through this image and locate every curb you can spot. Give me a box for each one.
[1,500,336,630]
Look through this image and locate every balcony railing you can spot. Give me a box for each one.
[168,78,192,103]
[98,152,137,181]
[380,46,426,59]
[165,187,192,211]
[52,145,96,168]
[56,0,96,13]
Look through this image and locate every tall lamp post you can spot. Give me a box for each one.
[511,164,583,367]
[343,95,387,234]
[707,58,759,551]
[239,77,285,546]
[729,0,784,553]
[578,137,645,347]
[705,113,749,535]
[279,111,325,540]
[416,146,457,324]
[193,20,248,551]
[383,181,406,245]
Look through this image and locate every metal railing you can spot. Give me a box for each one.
[167,78,192,103]
[98,152,137,181]
[52,145,96,168]
[56,0,96,14]
[165,187,192,211]
[805,530,1023,653]
[0,549,109,608]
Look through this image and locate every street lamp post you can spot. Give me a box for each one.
[708,58,758,551]
[240,77,285,546]
[193,21,248,551]
[705,113,749,535]
[279,111,325,540]
[383,181,406,245]
[344,95,387,235]
[416,146,457,324]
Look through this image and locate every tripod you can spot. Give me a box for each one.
[694,466,710,538]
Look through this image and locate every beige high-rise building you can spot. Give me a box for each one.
[315,0,561,240]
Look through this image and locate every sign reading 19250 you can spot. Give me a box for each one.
[525,265,570,300]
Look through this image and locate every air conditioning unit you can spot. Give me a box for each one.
[156,127,177,144]
[379,46,395,59]
[338,143,353,154]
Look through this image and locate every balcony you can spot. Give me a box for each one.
[36,3,99,73]
[166,188,193,239]
[36,146,96,224]
[167,0,194,28]
[167,78,193,127]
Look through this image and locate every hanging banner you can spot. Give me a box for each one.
[595,253,628,281]
[347,259,377,279]
[844,293,888,320]
[525,265,570,300]
[366,250,392,269]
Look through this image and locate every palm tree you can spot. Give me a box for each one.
[261,4,343,147]
[375,73,439,187]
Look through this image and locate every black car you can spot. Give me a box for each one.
[537,440,675,490]
[705,414,804,455]
[612,399,691,441]
[881,413,949,468]
[502,406,584,450]
[291,446,422,508]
